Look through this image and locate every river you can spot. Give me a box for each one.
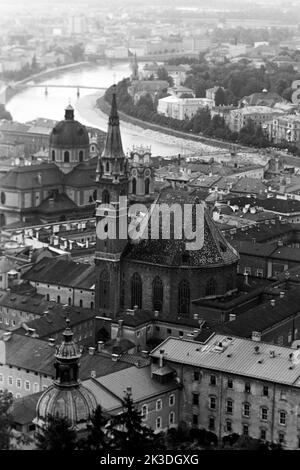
[6,62,219,157]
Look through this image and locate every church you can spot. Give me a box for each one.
[0,105,104,227]
[94,87,239,320]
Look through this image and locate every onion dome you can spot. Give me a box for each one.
[49,105,89,148]
[35,319,97,429]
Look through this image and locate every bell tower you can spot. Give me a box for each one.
[94,86,129,317]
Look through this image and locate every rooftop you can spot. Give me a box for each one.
[22,257,95,289]
[151,334,300,386]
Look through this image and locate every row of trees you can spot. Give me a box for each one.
[103,80,300,155]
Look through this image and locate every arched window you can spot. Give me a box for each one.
[206,278,216,296]
[79,150,84,162]
[68,297,71,306]
[106,161,110,173]
[102,189,110,204]
[132,177,137,195]
[57,295,61,303]
[152,276,163,311]
[64,151,70,163]
[93,189,97,201]
[51,150,55,161]
[79,299,83,308]
[99,270,110,309]
[178,280,190,316]
[131,272,142,309]
[145,178,150,195]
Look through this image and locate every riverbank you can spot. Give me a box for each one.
[77,91,230,156]
[5,61,95,105]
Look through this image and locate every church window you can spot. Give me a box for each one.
[145,178,150,195]
[206,278,216,296]
[106,162,110,173]
[51,150,55,161]
[178,280,190,315]
[152,276,163,311]
[57,295,60,303]
[132,177,137,195]
[99,270,110,309]
[131,272,142,309]
[64,151,70,163]
[79,150,84,162]
[102,190,110,204]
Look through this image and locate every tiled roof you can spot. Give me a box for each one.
[64,162,97,187]
[37,193,78,214]
[13,303,97,338]
[11,391,43,425]
[3,334,55,375]
[22,257,95,289]
[125,189,239,267]
[0,291,50,316]
[151,334,300,386]
[219,289,300,337]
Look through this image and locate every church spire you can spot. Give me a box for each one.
[101,85,125,160]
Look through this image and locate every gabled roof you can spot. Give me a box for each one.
[219,289,300,338]
[22,257,95,289]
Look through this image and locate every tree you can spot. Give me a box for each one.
[78,405,109,451]
[0,104,12,121]
[107,392,165,453]
[35,414,78,451]
[214,87,226,106]
[69,44,84,63]
[0,390,13,450]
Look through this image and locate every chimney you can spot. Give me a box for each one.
[252,331,261,342]
[280,291,285,299]
[126,309,135,316]
[126,386,132,396]
[193,313,199,320]
[154,310,159,318]
[229,313,236,322]
[112,353,119,362]
[277,240,283,247]
[269,350,275,358]
[88,347,95,355]
[97,341,104,352]
[48,338,55,346]
[2,331,12,341]
[270,299,275,307]
[159,349,165,368]
[254,345,260,354]
[90,370,96,378]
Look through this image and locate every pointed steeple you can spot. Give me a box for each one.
[101,85,125,160]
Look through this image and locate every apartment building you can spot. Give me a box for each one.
[151,334,300,449]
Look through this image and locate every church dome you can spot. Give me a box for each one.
[49,105,89,149]
[36,384,97,427]
[35,320,97,429]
